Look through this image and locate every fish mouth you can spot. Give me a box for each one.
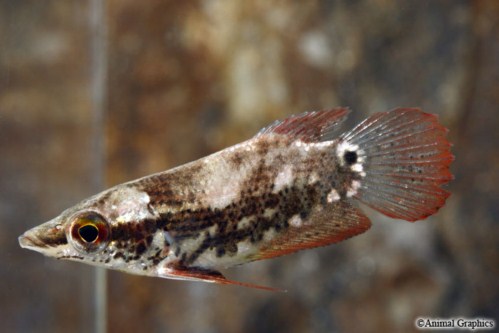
[18,232,48,250]
[18,220,68,254]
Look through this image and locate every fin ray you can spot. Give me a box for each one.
[253,201,371,261]
[257,107,349,142]
[342,108,453,221]
[163,266,282,291]
[343,108,430,144]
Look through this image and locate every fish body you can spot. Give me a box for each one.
[19,108,453,290]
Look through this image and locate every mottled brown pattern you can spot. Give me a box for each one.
[107,218,162,264]
[6,2,498,333]
[130,134,362,268]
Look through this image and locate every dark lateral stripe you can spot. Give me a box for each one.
[111,218,157,243]
[157,190,287,236]
[37,232,67,248]
[106,184,323,266]
[170,185,320,265]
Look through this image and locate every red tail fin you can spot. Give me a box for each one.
[341,108,453,221]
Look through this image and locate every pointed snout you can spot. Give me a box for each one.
[18,219,67,254]
[18,231,46,250]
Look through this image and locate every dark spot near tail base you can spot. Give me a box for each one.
[344,151,358,165]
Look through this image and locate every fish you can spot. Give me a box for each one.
[19,107,453,290]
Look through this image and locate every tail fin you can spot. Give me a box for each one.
[341,108,453,221]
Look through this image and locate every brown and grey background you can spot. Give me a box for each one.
[1,1,498,332]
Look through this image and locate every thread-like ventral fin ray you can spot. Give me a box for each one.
[257,107,350,142]
[163,266,283,292]
[341,108,454,222]
[253,201,371,261]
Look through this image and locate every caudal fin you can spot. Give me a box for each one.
[340,108,453,221]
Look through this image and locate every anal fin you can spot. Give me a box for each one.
[255,201,371,260]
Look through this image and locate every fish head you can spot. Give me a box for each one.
[18,208,110,262]
[18,184,161,272]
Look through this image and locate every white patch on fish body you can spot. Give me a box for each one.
[150,232,165,250]
[237,240,253,255]
[262,228,277,242]
[327,189,340,202]
[107,186,153,223]
[175,234,206,261]
[347,180,362,197]
[200,166,243,209]
[203,177,241,209]
[197,140,260,210]
[351,163,366,178]
[289,214,303,227]
[312,140,335,148]
[308,172,320,185]
[264,208,277,219]
[237,217,253,230]
[206,224,218,237]
[273,165,294,192]
[292,140,316,160]
[351,163,363,173]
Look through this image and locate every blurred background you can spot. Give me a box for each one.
[1,1,498,332]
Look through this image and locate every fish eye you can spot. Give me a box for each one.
[79,224,99,243]
[68,212,110,253]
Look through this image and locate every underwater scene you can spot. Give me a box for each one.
[1,1,498,332]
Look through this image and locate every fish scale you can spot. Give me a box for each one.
[19,107,453,290]
[144,135,347,269]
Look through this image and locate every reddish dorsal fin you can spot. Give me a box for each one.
[257,107,350,142]
[341,108,454,221]
[163,266,283,292]
[253,201,371,261]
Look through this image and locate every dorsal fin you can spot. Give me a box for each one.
[257,107,350,142]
